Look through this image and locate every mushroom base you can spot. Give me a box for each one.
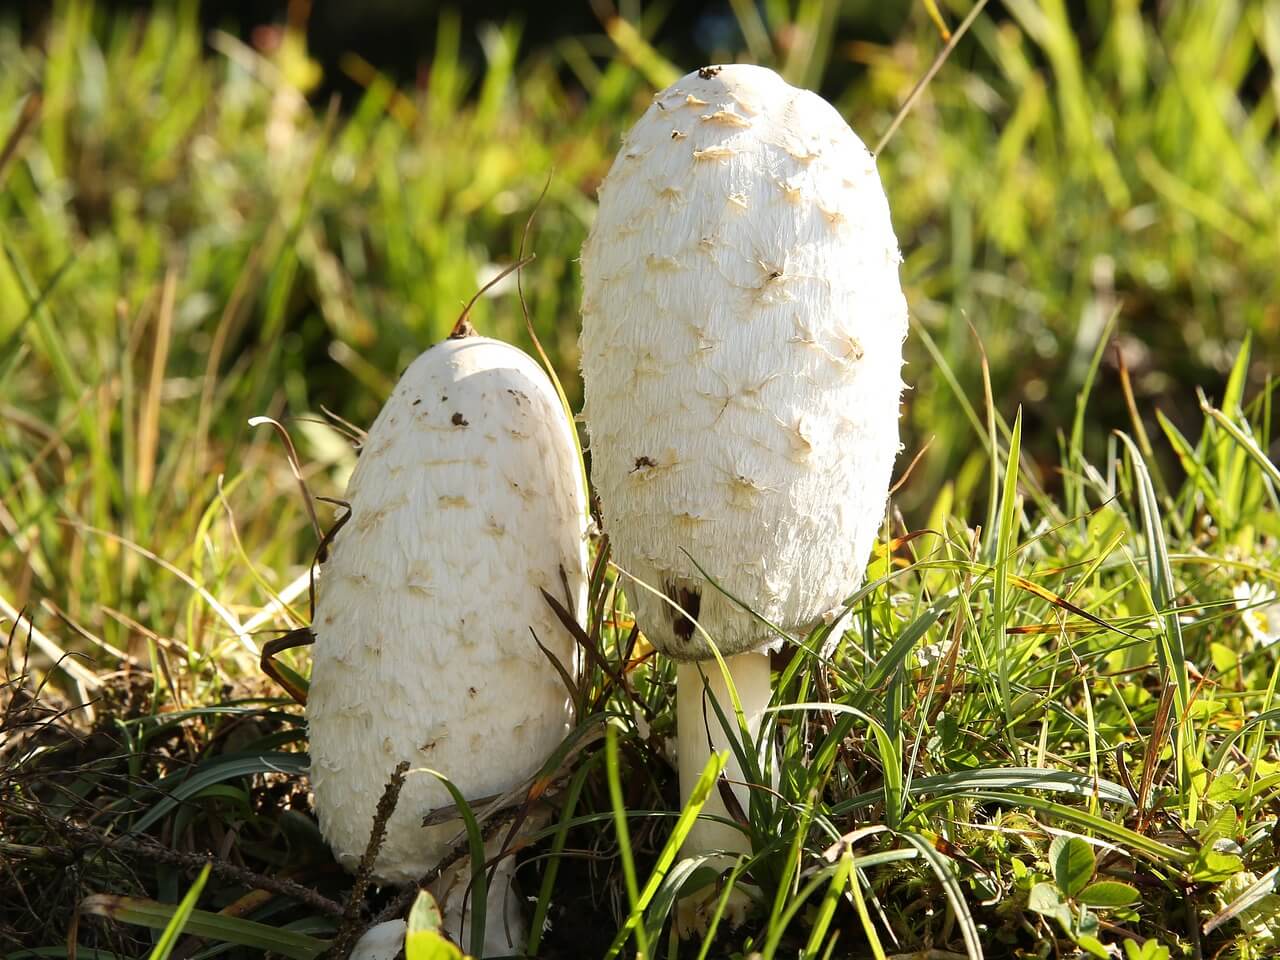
[675,652,773,933]
[432,842,527,956]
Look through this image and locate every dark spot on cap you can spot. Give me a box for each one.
[468,687,477,697]
[412,398,422,406]
[698,65,722,79]
[451,412,469,427]
[441,395,448,402]
[666,582,702,642]
[632,456,656,472]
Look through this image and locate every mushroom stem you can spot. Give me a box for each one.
[435,847,526,956]
[675,651,772,860]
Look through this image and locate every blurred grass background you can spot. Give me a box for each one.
[1,0,1277,663]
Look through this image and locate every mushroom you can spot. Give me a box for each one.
[350,920,407,960]
[307,324,588,955]
[579,64,907,925]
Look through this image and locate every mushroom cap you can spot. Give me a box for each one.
[307,335,588,883]
[580,64,907,660]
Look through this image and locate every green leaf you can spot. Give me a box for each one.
[641,855,718,946]
[525,757,594,956]
[1115,434,1192,744]
[1078,880,1141,908]
[770,704,902,827]
[1201,395,1280,491]
[404,930,464,960]
[857,591,959,706]
[1191,846,1244,883]
[148,863,210,960]
[1204,866,1280,934]
[406,892,466,960]
[992,405,1024,730]
[1075,908,1101,938]
[1050,835,1096,897]
[1076,933,1110,959]
[1028,881,1067,914]
[1123,938,1171,960]
[1028,881,1073,930]
[407,890,446,935]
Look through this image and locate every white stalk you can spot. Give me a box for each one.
[433,846,527,957]
[675,652,772,859]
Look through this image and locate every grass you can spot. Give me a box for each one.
[2,0,1279,957]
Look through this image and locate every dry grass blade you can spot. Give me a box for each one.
[307,502,351,619]
[64,522,258,656]
[0,89,41,184]
[1134,680,1175,832]
[62,823,345,918]
[1007,574,1144,642]
[318,404,367,446]
[241,568,312,634]
[40,597,133,665]
[420,723,605,828]
[888,436,934,496]
[247,415,323,542]
[874,0,992,154]
[0,597,102,690]
[258,627,314,706]
[448,253,536,338]
[540,586,627,691]
[137,268,177,497]
[531,625,583,719]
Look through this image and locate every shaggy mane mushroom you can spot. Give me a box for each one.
[580,63,908,933]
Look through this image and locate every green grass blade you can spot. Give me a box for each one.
[604,724,648,959]
[80,891,327,959]
[898,831,983,960]
[993,407,1024,732]
[130,753,309,832]
[422,769,489,958]
[920,791,1194,866]
[147,862,210,960]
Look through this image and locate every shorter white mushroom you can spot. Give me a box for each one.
[307,317,589,954]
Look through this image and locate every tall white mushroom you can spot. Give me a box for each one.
[580,64,907,923]
[307,325,588,955]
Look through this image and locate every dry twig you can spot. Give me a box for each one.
[58,822,346,917]
[329,760,410,958]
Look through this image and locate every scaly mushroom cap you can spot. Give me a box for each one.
[580,64,907,660]
[307,336,588,882]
